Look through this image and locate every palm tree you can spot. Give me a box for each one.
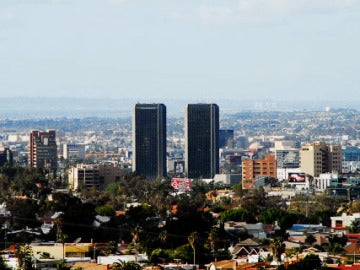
[111,260,142,270]
[159,230,168,246]
[126,226,143,257]
[188,232,198,265]
[208,228,219,260]
[131,226,142,245]
[55,214,68,261]
[270,238,285,264]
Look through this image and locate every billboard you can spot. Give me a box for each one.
[288,172,306,183]
[174,161,184,173]
[171,178,191,191]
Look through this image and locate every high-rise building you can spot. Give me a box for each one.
[29,130,57,170]
[185,103,219,179]
[219,129,234,148]
[300,141,342,177]
[132,103,167,179]
[242,155,277,189]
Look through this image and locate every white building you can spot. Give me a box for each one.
[277,167,303,181]
[331,213,360,229]
[315,173,338,191]
[63,143,86,161]
[68,163,123,190]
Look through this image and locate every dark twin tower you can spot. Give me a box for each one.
[132,103,219,179]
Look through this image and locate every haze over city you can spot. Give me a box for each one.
[1,0,360,106]
[3,2,360,269]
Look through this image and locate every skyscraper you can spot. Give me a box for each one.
[219,129,234,148]
[300,141,342,177]
[29,130,57,170]
[132,103,167,179]
[185,103,219,179]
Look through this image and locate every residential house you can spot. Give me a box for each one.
[331,213,360,232]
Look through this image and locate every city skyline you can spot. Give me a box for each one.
[1,1,360,103]
[0,96,358,120]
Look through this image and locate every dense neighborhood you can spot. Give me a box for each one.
[1,107,360,270]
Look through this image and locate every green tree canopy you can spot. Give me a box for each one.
[220,208,256,223]
[258,208,304,230]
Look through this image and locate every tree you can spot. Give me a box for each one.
[55,215,68,261]
[100,241,117,256]
[131,225,142,245]
[287,254,322,270]
[289,193,344,221]
[348,220,360,233]
[0,255,11,270]
[17,245,34,270]
[327,234,346,254]
[305,234,317,246]
[95,205,116,217]
[270,238,285,263]
[220,208,256,223]
[150,248,171,263]
[188,232,198,265]
[111,260,142,270]
[258,208,304,231]
[159,230,168,247]
[207,228,219,256]
[349,200,360,214]
[231,183,245,197]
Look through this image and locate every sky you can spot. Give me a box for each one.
[1,0,360,104]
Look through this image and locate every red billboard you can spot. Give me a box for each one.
[171,178,192,191]
[288,172,306,183]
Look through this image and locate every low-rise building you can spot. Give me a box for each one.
[31,242,93,260]
[331,213,360,231]
[68,163,123,190]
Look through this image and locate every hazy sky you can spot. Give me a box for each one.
[1,0,359,103]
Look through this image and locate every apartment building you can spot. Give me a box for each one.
[242,155,277,189]
[300,141,342,177]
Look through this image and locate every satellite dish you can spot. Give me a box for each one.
[74,237,81,243]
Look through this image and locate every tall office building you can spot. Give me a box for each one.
[219,129,234,148]
[300,141,342,177]
[132,104,167,179]
[185,103,219,179]
[29,130,57,170]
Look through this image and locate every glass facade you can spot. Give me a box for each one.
[185,104,219,179]
[132,104,167,179]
